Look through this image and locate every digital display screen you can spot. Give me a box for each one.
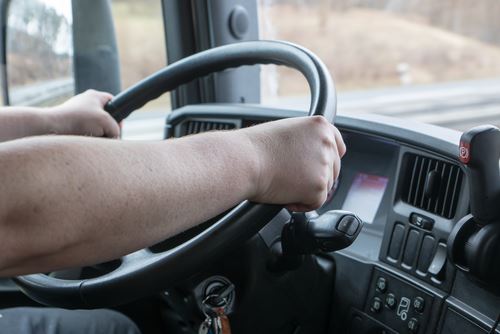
[342,173,389,223]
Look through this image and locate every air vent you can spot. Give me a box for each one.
[401,154,463,219]
[242,119,268,128]
[183,120,236,135]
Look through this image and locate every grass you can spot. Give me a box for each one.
[259,4,500,98]
[111,1,170,111]
[110,2,500,108]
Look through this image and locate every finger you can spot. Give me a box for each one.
[286,203,314,213]
[98,92,114,106]
[333,149,341,181]
[332,126,346,158]
[101,91,114,101]
[286,204,302,212]
[86,89,114,106]
[327,174,334,191]
[102,114,121,139]
[326,146,335,190]
[327,130,341,181]
[287,184,329,212]
[106,123,121,139]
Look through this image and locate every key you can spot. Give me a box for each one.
[214,306,231,334]
[198,317,212,334]
[212,316,222,334]
[204,302,231,334]
[201,283,234,334]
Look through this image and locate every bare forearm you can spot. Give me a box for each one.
[0,107,56,142]
[0,132,257,276]
[0,90,120,142]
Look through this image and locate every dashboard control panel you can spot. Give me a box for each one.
[165,105,500,334]
[365,268,434,333]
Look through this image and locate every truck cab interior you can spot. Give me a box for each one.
[0,0,499,333]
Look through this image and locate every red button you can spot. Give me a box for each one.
[459,141,470,164]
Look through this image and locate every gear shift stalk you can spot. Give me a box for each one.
[459,125,500,224]
[448,125,500,288]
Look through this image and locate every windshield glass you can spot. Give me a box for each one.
[259,0,500,131]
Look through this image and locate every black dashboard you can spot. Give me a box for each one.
[166,104,500,334]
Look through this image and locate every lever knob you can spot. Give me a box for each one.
[459,125,500,224]
[306,211,363,252]
[271,210,363,272]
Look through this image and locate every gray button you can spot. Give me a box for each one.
[385,293,397,309]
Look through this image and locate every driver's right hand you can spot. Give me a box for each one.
[243,116,346,212]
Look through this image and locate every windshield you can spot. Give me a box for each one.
[259,0,500,131]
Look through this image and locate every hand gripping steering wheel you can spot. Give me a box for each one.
[14,40,336,308]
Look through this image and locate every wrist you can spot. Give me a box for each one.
[204,129,263,200]
[44,106,72,135]
[238,128,268,201]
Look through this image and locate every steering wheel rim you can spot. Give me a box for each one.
[14,40,337,308]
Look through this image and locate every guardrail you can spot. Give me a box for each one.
[5,77,499,138]
[123,79,500,139]
[264,78,500,131]
[8,77,74,106]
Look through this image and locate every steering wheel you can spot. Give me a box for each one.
[14,40,336,308]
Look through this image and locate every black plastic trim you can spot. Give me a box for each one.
[166,105,461,161]
[0,0,10,105]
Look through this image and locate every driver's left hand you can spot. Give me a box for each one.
[48,89,120,138]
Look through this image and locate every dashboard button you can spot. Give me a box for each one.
[408,318,419,333]
[413,297,425,313]
[336,215,360,236]
[388,223,405,260]
[410,213,434,230]
[403,229,420,267]
[376,277,387,292]
[370,297,383,313]
[346,219,360,235]
[385,293,397,309]
[417,235,435,273]
[428,243,447,277]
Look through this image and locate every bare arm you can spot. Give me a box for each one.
[0,90,119,142]
[0,116,345,277]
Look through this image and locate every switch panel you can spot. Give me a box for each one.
[365,268,434,334]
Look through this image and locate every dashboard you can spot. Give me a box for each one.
[167,104,500,334]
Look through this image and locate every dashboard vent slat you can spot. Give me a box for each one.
[424,160,436,211]
[407,156,420,204]
[401,154,463,219]
[183,120,236,136]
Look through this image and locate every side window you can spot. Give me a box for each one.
[5,0,75,106]
[4,0,169,139]
[110,0,169,139]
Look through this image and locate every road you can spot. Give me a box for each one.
[119,78,500,140]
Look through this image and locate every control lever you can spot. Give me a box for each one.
[448,125,500,288]
[269,210,363,272]
[459,125,500,224]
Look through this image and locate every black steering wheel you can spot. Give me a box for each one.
[14,40,336,308]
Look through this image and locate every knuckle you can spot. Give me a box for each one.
[321,133,334,147]
[98,113,109,123]
[99,113,115,129]
[310,115,328,127]
[313,174,329,193]
[319,156,330,167]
